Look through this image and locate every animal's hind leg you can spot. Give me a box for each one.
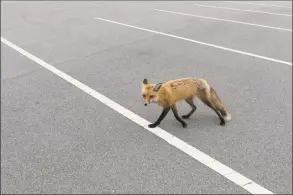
[198,93,226,126]
[182,97,197,119]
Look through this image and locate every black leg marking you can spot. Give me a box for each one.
[171,105,187,128]
[148,107,170,128]
[214,108,226,126]
[202,100,225,126]
[182,97,197,119]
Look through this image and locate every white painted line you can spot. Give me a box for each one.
[94,17,292,66]
[153,9,292,32]
[224,1,292,9]
[193,3,292,17]
[271,1,293,5]
[1,37,274,194]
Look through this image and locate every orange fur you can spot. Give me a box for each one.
[143,78,208,106]
[142,78,231,123]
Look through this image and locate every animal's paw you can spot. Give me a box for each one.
[148,123,158,128]
[182,122,187,128]
[182,115,190,119]
[220,121,226,126]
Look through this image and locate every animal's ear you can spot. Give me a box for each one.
[142,78,148,85]
[153,83,162,92]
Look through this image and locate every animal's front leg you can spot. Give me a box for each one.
[148,107,170,128]
[171,105,187,128]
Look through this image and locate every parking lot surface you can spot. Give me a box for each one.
[1,1,292,194]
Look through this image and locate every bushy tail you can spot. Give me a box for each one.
[210,87,231,121]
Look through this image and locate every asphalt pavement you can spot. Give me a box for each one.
[1,1,292,194]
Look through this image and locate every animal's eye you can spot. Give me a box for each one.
[142,94,146,98]
[150,95,154,98]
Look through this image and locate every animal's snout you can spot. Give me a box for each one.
[144,103,147,106]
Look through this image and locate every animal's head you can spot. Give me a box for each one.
[141,78,162,106]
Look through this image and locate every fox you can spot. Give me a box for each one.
[141,78,231,128]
